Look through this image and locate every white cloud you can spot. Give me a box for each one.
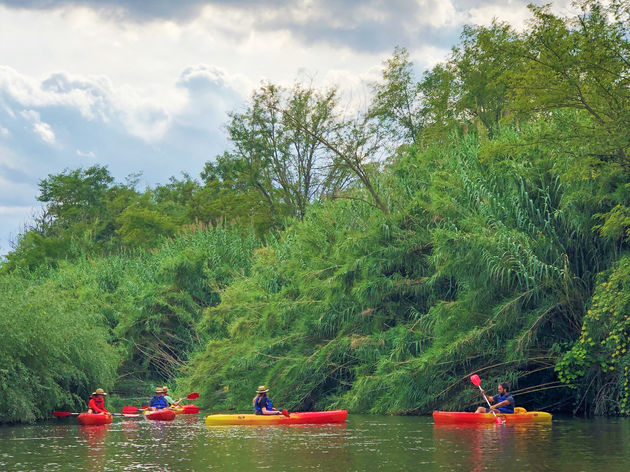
[20,109,56,145]
[0,124,8,137]
[76,149,95,158]
[416,0,462,28]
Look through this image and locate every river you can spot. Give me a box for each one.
[1,414,629,471]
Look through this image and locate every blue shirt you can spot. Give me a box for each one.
[254,396,273,415]
[149,395,168,409]
[493,393,515,414]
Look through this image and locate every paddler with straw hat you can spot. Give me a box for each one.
[87,388,109,414]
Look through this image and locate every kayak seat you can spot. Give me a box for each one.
[514,407,527,414]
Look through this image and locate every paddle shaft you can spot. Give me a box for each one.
[54,411,135,418]
[478,386,503,423]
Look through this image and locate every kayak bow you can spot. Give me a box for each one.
[144,409,176,421]
[77,413,113,425]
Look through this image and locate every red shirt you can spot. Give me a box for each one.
[88,397,109,414]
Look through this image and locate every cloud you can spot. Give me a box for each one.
[76,149,95,158]
[176,64,246,124]
[0,0,551,54]
[0,67,177,143]
[0,0,209,21]
[0,124,8,137]
[20,109,56,145]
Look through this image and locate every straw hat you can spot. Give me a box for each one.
[155,387,163,393]
[256,385,269,394]
[162,385,169,392]
[91,388,107,396]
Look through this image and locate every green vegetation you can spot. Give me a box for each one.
[1,0,629,422]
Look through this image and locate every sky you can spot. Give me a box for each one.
[0,0,576,258]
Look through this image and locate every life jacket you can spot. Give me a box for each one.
[150,395,168,409]
[88,397,108,414]
[254,395,271,415]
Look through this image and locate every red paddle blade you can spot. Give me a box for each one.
[187,392,199,400]
[470,374,481,387]
[53,411,73,417]
[122,406,138,414]
[282,409,290,418]
[496,416,504,425]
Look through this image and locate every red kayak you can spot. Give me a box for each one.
[144,409,176,421]
[205,410,348,425]
[77,413,113,425]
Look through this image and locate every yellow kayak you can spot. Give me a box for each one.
[205,410,348,426]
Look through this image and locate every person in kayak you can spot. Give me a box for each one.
[87,388,109,414]
[149,387,169,410]
[253,385,282,415]
[475,382,515,414]
[162,385,183,407]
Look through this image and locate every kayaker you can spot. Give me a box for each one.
[475,382,515,414]
[162,385,183,407]
[149,387,169,411]
[253,385,282,415]
[87,388,109,414]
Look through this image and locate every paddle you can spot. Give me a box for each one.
[54,410,139,418]
[470,374,504,425]
[53,411,79,417]
[281,409,290,418]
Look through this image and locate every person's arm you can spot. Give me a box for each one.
[490,395,514,410]
[261,407,281,415]
[480,389,495,403]
[262,399,281,415]
[489,399,509,410]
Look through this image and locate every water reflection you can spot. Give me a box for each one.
[200,423,352,470]
[78,424,108,470]
[433,423,553,471]
[1,415,630,471]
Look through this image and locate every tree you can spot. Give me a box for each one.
[510,1,629,158]
[451,21,522,136]
[508,1,630,240]
[115,195,179,249]
[219,82,350,221]
[36,165,114,234]
[369,46,423,146]
[417,63,458,143]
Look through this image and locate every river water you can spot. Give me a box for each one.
[1,414,629,471]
